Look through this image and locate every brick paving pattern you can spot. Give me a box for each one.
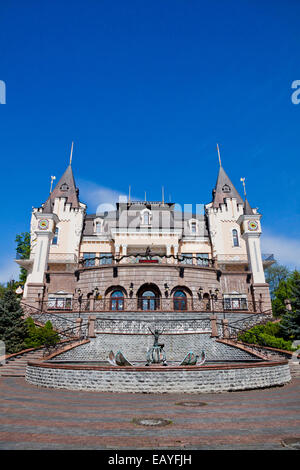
[0,372,299,450]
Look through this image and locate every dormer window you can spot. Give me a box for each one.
[60,183,69,191]
[222,184,231,193]
[140,209,151,226]
[188,219,198,235]
[94,218,103,234]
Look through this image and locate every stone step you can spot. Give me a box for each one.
[0,349,45,377]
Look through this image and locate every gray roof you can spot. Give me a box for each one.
[82,202,209,237]
[212,166,243,208]
[42,165,80,212]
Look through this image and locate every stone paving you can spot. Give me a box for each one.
[0,374,300,450]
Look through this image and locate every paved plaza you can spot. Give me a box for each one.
[0,375,299,451]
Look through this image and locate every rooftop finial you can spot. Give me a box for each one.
[216,143,222,167]
[240,177,247,197]
[162,186,164,204]
[128,185,131,203]
[69,141,74,166]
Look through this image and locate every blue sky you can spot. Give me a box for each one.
[0,0,300,282]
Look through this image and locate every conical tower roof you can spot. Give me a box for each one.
[212,166,243,208]
[42,165,79,213]
[243,197,254,215]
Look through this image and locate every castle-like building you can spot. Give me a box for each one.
[18,159,273,315]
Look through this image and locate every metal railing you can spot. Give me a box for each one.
[78,253,215,268]
[37,296,266,314]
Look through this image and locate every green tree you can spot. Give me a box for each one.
[272,270,300,317]
[15,232,31,286]
[265,262,290,299]
[0,288,28,353]
[280,277,300,341]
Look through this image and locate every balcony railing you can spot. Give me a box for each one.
[78,254,214,268]
[41,296,264,314]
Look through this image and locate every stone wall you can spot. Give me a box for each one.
[25,361,291,393]
[49,333,258,363]
[75,264,221,299]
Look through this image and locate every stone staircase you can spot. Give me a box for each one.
[0,348,45,377]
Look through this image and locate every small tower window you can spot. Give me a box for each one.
[52,228,59,245]
[232,229,239,247]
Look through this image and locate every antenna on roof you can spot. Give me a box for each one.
[128,185,131,203]
[216,143,222,167]
[69,141,74,166]
[162,186,164,204]
[144,191,147,202]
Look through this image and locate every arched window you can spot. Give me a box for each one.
[94,218,103,234]
[232,229,239,247]
[173,290,187,311]
[140,209,151,226]
[110,290,124,311]
[141,290,156,311]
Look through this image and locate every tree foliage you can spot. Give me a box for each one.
[238,322,294,351]
[0,288,28,353]
[15,232,31,286]
[265,263,290,300]
[279,277,300,341]
[24,317,60,349]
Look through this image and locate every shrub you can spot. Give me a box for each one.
[24,318,60,349]
[238,322,294,351]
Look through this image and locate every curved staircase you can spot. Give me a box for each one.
[0,348,45,377]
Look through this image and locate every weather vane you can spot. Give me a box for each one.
[240,177,246,196]
[50,175,56,193]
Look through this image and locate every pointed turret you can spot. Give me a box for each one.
[244,197,254,215]
[212,166,243,208]
[42,164,80,212]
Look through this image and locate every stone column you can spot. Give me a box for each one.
[210,315,218,338]
[222,319,229,338]
[76,317,83,338]
[88,315,96,338]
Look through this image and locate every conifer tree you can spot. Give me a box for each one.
[0,288,27,353]
[280,278,300,340]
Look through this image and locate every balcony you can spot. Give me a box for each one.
[78,254,214,268]
[48,253,78,264]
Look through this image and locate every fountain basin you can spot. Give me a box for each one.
[25,359,291,393]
